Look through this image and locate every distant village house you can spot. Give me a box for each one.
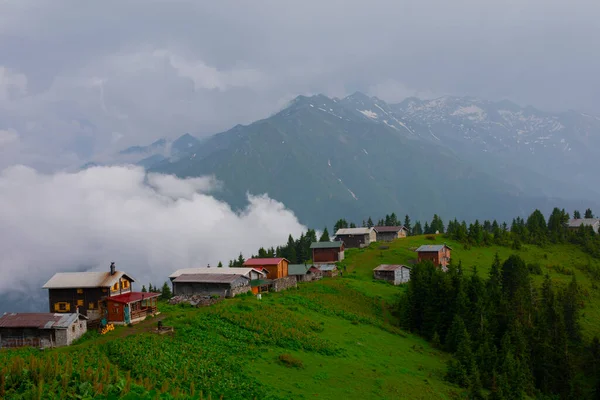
[373,264,411,285]
[567,218,600,234]
[0,312,87,349]
[170,273,251,298]
[416,244,452,270]
[373,226,408,242]
[243,258,290,279]
[168,266,266,282]
[317,264,339,277]
[310,241,345,263]
[334,227,376,248]
[42,262,135,322]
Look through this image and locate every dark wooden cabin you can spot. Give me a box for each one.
[310,241,345,263]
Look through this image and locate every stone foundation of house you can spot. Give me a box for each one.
[230,285,252,297]
[272,276,297,292]
[168,295,224,307]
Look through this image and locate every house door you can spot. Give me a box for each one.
[124,304,130,324]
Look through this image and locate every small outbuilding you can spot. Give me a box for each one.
[415,244,452,270]
[288,264,323,282]
[317,264,339,277]
[567,218,600,234]
[373,264,411,285]
[243,258,290,279]
[310,241,345,263]
[0,312,88,349]
[171,273,251,298]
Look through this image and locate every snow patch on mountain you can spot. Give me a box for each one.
[451,105,486,122]
[358,110,378,119]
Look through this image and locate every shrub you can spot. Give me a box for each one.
[425,235,436,241]
[278,354,304,369]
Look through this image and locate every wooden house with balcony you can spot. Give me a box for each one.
[102,291,160,325]
[42,262,136,322]
[415,244,452,271]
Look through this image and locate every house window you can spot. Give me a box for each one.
[77,299,84,307]
[112,282,119,291]
[89,302,95,309]
[72,325,75,333]
[77,288,83,294]
[102,288,108,293]
[55,302,70,312]
[122,280,129,289]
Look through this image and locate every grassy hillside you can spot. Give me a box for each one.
[2,235,599,399]
[339,234,600,340]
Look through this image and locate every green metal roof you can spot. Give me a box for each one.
[288,264,312,275]
[310,241,343,249]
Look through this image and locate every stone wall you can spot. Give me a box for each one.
[230,285,251,297]
[272,276,297,292]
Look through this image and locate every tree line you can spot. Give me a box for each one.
[445,208,600,259]
[398,254,590,399]
[333,212,445,236]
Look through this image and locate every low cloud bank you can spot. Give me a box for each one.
[0,165,307,313]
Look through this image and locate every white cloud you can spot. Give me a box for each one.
[0,66,27,101]
[0,165,307,312]
[0,128,19,146]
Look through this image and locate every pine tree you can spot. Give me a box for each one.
[236,253,245,267]
[286,234,297,263]
[424,222,431,234]
[141,285,147,293]
[161,282,172,300]
[217,261,223,268]
[257,247,268,257]
[349,222,356,228]
[404,215,411,234]
[367,217,374,228]
[585,208,595,218]
[148,283,154,292]
[412,221,423,235]
[573,210,581,219]
[390,212,398,226]
[562,274,582,343]
[319,227,330,242]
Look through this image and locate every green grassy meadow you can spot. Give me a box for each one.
[2,234,600,399]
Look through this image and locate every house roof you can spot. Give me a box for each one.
[317,264,337,271]
[335,227,373,235]
[415,244,452,252]
[374,264,411,271]
[0,312,87,329]
[310,241,344,249]
[171,273,248,284]
[107,291,160,304]
[243,257,288,266]
[373,226,407,233]
[567,218,600,228]
[169,267,264,279]
[288,264,312,275]
[42,271,135,289]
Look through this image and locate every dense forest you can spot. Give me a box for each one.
[398,254,596,399]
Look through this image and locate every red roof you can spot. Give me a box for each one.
[108,292,160,304]
[243,257,287,266]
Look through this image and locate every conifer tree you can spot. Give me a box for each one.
[217,261,223,268]
[367,217,374,228]
[161,282,172,300]
[412,221,423,235]
[141,285,147,293]
[585,208,594,218]
[319,227,330,242]
[404,214,411,233]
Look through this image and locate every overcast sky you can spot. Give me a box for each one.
[1,0,599,170]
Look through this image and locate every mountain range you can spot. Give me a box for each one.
[84,92,600,228]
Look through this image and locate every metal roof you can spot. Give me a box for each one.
[317,264,337,271]
[0,312,86,329]
[243,258,288,266]
[373,226,407,233]
[169,267,264,279]
[171,273,248,284]
[288,264,312,275]
[567,218,600,228]
[335,227,373,235]
[415,244,452,252]
[42,271,135,289]
[374,264,411,271]
[310,241,343,249]
[107,291,161,304]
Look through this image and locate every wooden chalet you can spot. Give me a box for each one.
[317,264,339,277]
[373,226,408,242]
[0,312,88,349]
[415,244,452,270]
[43,262,135,322]
[243,258,290,279]
[310,241,345,263]
[334,227,376,248]
[168,266,265,282]
[103,292,160,326]
[373,264,411,285]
